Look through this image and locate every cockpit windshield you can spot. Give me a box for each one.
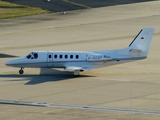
[26,52,38,59]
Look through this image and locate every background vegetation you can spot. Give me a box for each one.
[0,0,50,19]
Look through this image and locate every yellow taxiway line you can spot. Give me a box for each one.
[63,0,91,9]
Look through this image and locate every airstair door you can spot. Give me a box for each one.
[47,53,53,62]
[47,53,53,67]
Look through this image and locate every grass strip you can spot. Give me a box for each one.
[0,0,50,19]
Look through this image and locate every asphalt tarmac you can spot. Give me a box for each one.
[0,0,160,120]
[5,0,157,11]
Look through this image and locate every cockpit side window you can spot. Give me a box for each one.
[26,52,38,59]
[34,53,38,59]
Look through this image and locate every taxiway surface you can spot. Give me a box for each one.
[0,1,160,120]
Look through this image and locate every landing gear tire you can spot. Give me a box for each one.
[19,69,24,74]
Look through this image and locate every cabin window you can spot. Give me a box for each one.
[76,55,79,59]
[54,54,57,59]
[48,55,52,59]
[70,55,73,59]
[65,55,68,59]
[60,55,63,59]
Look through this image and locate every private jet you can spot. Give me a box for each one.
[5,28,155,76]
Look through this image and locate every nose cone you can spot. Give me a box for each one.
[5,58,23,67]
[5,60,14,66]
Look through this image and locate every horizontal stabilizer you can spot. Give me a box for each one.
[129,48,142,52]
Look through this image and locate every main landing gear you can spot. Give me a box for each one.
[19,68,24,74]
[74,70,80,77]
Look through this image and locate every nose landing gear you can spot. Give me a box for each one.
[19,68,24,74]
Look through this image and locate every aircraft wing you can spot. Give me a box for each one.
[65,66,90,71]
[103,57,115,62]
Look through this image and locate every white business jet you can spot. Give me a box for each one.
[5,28,154,76]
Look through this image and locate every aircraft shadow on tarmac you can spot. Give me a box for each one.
[0,74,94,85]
[0,68,95,85]
[5,0,156,12]
[0,53,18,58]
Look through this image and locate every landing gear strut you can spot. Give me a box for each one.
[19,68,24,74]
[74,70,80,77]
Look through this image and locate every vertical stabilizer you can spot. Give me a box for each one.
[128,28,155,57]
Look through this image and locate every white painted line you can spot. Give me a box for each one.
[0,99,160,115]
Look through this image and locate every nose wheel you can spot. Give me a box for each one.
[19,68,24,74]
